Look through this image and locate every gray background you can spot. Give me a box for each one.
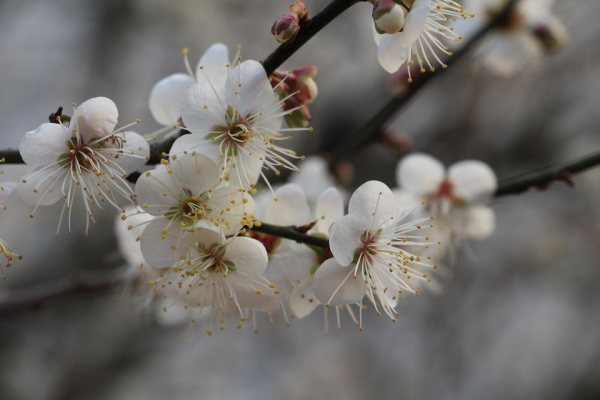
[0,0,599,399]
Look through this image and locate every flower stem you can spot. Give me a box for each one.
[330,0,520,164]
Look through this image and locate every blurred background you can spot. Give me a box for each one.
[0,0,599,399]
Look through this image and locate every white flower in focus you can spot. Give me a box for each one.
[395,153,497,249]
[0,181,21,273]
[456,0,567,76]
[149,44,230,136]
[173,57,309,191]
[313,180,435,324]
[18,97,149,235]
[134,152,254,237]
[373,0,471,77]
[140,224,279,334]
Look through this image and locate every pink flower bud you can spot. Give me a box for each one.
[291,66,318,104]
[272,12,300,44]
[372,0,406,34]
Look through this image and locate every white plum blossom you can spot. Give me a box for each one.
[172,56,309,191]
[312,180,436,325]
[17,97,149,235]
[395,153,497,253]
[140,222,279,334]
[134,152,254,237]
[0,181,21,273]
[456,0,567,76]
[149,44,230,136]
[373,0,471,77]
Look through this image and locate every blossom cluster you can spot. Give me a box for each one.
[0,0,569,333]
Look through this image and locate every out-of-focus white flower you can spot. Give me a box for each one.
[312,180,435,324]
[149,44,230,136]
[140,224,279,334]
[134,152,254,237]
[456,0,567,76]
[289,156,338,206]
[0,181,21,273]
[373,0,471,77]
[395,153,497,253]
[17,97,149,235]
[173,57,309,191]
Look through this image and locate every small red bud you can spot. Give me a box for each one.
[271,12,301,44]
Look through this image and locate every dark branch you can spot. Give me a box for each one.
[263,0,363,75]
[330,0,520,164]
[494,151,600,197]
[250,222,329,248]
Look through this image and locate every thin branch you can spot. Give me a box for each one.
[330,0,520,163]
[250,222,329,248]
[495,151,600,197]
[263,0,363,75]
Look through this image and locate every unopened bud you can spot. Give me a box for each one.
[290,0,308,21]
[372,0,406,34]
[284,101,312,129]
[291,66,318,104]
[532,18,568,54]
[272,12,300,44]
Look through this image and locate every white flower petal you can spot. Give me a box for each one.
[169,153,218,196]
[448,160,497,202]
[139,217,192,268]
[289,156,336,204]
[267,239,317,282]
[134,166,180,215]
[329,214,368,267]
[181,82,226,134]
[149,73,195,126]
[170,133,222,166]
[196,43,230,88]
[17,168,66,206]
[19,123,70,168]
[454,205,496,240]
[0,181,16,204]
[115,205,155,268]
[348,180,398,228]
[313,258,366,306]
[397,153,445,195]
[377,34,410,73]
[70,97,118,143]
[108,131,149,174]
[225,236,268,276]
[225,60,279,117]
[207,185,255,236]
[289,281,320,319]
[263,183,311,226]
[315,187,344,235]
[403,0,431,42]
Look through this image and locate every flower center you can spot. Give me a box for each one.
[167,188,211,229]
[208,106,256,157]
[354,230,381,264]
[196,242,235,275]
